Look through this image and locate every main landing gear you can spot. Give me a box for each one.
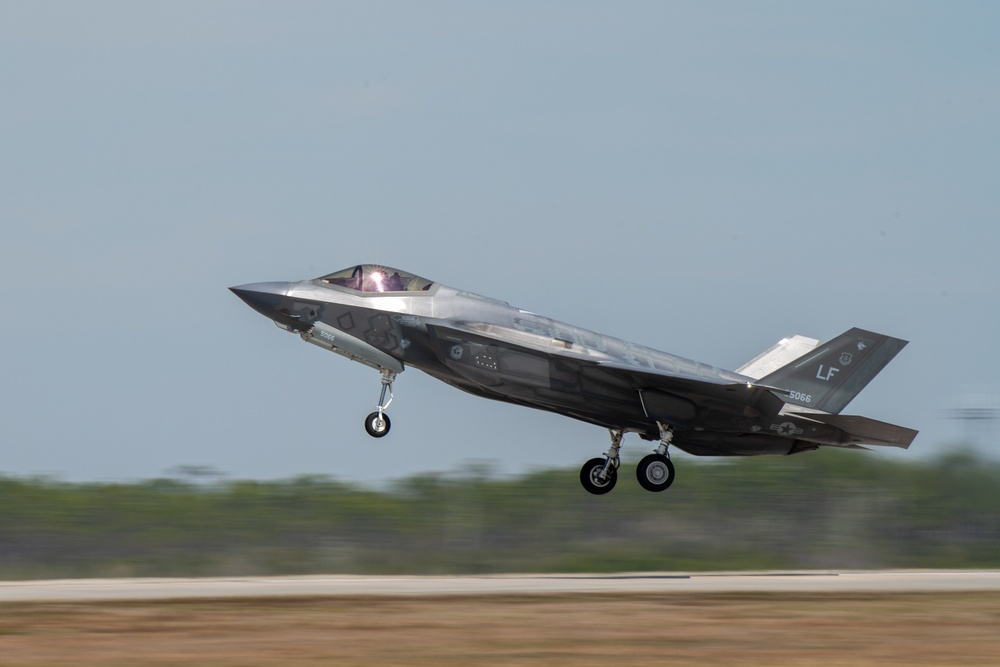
[579,430,624,495]
[580,422,676,495]
[636,423,675,493]
[364,369,395,438]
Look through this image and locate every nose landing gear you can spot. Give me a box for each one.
[364,369,396,438]
[364,411,391,437]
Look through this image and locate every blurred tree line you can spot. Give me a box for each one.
[1,448,998,579]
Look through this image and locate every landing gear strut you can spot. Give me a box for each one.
[579,423,678,494]
[364,369,395,438]
[579,429,624,495]
[636,422,675,492]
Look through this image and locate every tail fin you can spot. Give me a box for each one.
[737,334,819,380]
[758,328,908,414]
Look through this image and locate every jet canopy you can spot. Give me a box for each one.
[319,265,435,293]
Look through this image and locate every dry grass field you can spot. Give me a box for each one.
[1,593,998,666]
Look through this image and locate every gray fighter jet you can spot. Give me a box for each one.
[231,264,917,494]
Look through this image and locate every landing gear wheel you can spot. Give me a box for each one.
[636,453,675,492]
[364,412,391,438]
[580,457,618,495]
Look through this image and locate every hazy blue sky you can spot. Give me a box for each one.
[2,2,998,483]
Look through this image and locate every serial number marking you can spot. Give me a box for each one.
[788,391,812,403]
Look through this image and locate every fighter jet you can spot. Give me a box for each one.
[231,264,917,495]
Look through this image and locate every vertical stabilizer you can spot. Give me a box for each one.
[758,328,907,414]
[737,335,819,380]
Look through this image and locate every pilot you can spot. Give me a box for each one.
[384,271,407,291]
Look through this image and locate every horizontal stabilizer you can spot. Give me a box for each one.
[792,412,918,449]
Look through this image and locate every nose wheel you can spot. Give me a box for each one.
[364,369,396,438]
[365,411,391,437]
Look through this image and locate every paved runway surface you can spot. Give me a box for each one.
[3,571,1000,602]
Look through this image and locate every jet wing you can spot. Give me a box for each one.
[594,361,788,422]
[428,322,750,390]
[425,323,786,425]
[595,360,742,389]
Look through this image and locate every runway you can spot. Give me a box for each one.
[2,570,999,602]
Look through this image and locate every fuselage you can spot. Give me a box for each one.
[232,264,916,494]
[232,264,916,460]
[251,277,749,439]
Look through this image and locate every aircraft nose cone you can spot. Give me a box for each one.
[229,281,294,320]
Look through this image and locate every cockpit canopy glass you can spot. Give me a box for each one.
[319,265,435,293]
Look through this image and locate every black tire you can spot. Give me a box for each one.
[636,453,675,492]
[364,411,391,438]
[580,457,618,495]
